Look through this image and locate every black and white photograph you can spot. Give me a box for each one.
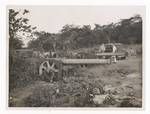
[8,6,144,107]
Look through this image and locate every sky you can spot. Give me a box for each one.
[8,6,145,46]
[8,6,145,33]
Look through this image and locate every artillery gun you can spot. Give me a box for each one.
[38,43,126,82]
[39,58,111,82]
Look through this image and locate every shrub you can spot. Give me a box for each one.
[24,84,57,107]
[9,55,36,92]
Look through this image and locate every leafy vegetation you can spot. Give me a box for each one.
[9,9,36,49]
[28,15,142,51]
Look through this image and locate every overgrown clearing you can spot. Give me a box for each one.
[9,51,142,107]
[8,8,143,108]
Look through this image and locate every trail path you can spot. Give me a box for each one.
[10,81,48,107]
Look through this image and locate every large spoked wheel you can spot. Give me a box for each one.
[39,60,59,82]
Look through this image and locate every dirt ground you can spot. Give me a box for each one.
[9,55,142,107]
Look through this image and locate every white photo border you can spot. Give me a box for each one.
[0,0,149,114]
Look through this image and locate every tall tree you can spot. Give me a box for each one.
[9,9,36,49]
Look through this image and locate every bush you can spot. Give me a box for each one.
[24,84,58,107]
[23,77,94,107]
[9,55,36,92]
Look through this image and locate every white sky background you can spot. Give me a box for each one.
[8,6,145,46]
[9,6,145,33]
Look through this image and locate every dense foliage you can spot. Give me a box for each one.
[28,15,142,51]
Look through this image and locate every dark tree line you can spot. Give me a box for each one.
[28,14,142,51]
[8,9,142,51]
